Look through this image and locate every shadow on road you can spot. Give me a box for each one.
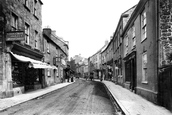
[90,81,110,99]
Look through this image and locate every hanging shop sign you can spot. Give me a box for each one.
[6,31,24,41]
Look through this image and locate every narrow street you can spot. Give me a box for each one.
[0,79,117,115]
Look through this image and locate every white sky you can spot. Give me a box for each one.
[42,0,140,59]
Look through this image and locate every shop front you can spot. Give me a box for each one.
[12,61,43,92]
[10,51,56,94]
[123,51,137,92]
[114,57,123,85]
[1,42,56,98]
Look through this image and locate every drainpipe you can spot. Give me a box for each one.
[156,0,160,104]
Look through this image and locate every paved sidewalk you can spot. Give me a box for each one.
[102,80,172,115]
[0,82,73,112]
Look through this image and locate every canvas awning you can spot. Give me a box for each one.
[10,52,58,69]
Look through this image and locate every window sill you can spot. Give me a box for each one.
[142,81,148,84]
[141,37,147,43]
[24,43,31,48]
[118,75,123,78]
[24,5,31,12]
[33,14,39,20]
[34,48,40,52]
[132,45,136,50]
[125,81,131,84]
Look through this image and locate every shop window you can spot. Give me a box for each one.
[12,62,24,87]
[34,70,40,83]
[141,9,147,42]
[25,23,30,45]
[11,13,18,31]
[125,61,131,82]
[142,52,148,83]
[25,68,40,86]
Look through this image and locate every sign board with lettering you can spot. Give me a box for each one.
[6,31,24,41]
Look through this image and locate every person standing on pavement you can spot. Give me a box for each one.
[102,73,105,81]
[99,71,102,81]
[90,72,93,81]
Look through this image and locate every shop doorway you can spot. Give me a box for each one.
[25,68,43,91]
[12,58,43,92]
[124,52,137,93]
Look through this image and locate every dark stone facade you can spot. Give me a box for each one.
[159,0,172,66]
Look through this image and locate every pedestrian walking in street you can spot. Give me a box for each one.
[90,72,93,81]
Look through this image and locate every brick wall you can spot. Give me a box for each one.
[159,0,172,66]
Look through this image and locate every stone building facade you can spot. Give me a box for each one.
[88,0,172,111]
[88,41,108,79]
[119,0,172,111]
[51,34,69,81]
[159,0,172,66]
[43,28,68,86]
[43,28,59,86]
[101,39,113,80]
[121,0,158,104]
[0,0,53,98]
[158,0,172,111]
[112,5,136,86]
